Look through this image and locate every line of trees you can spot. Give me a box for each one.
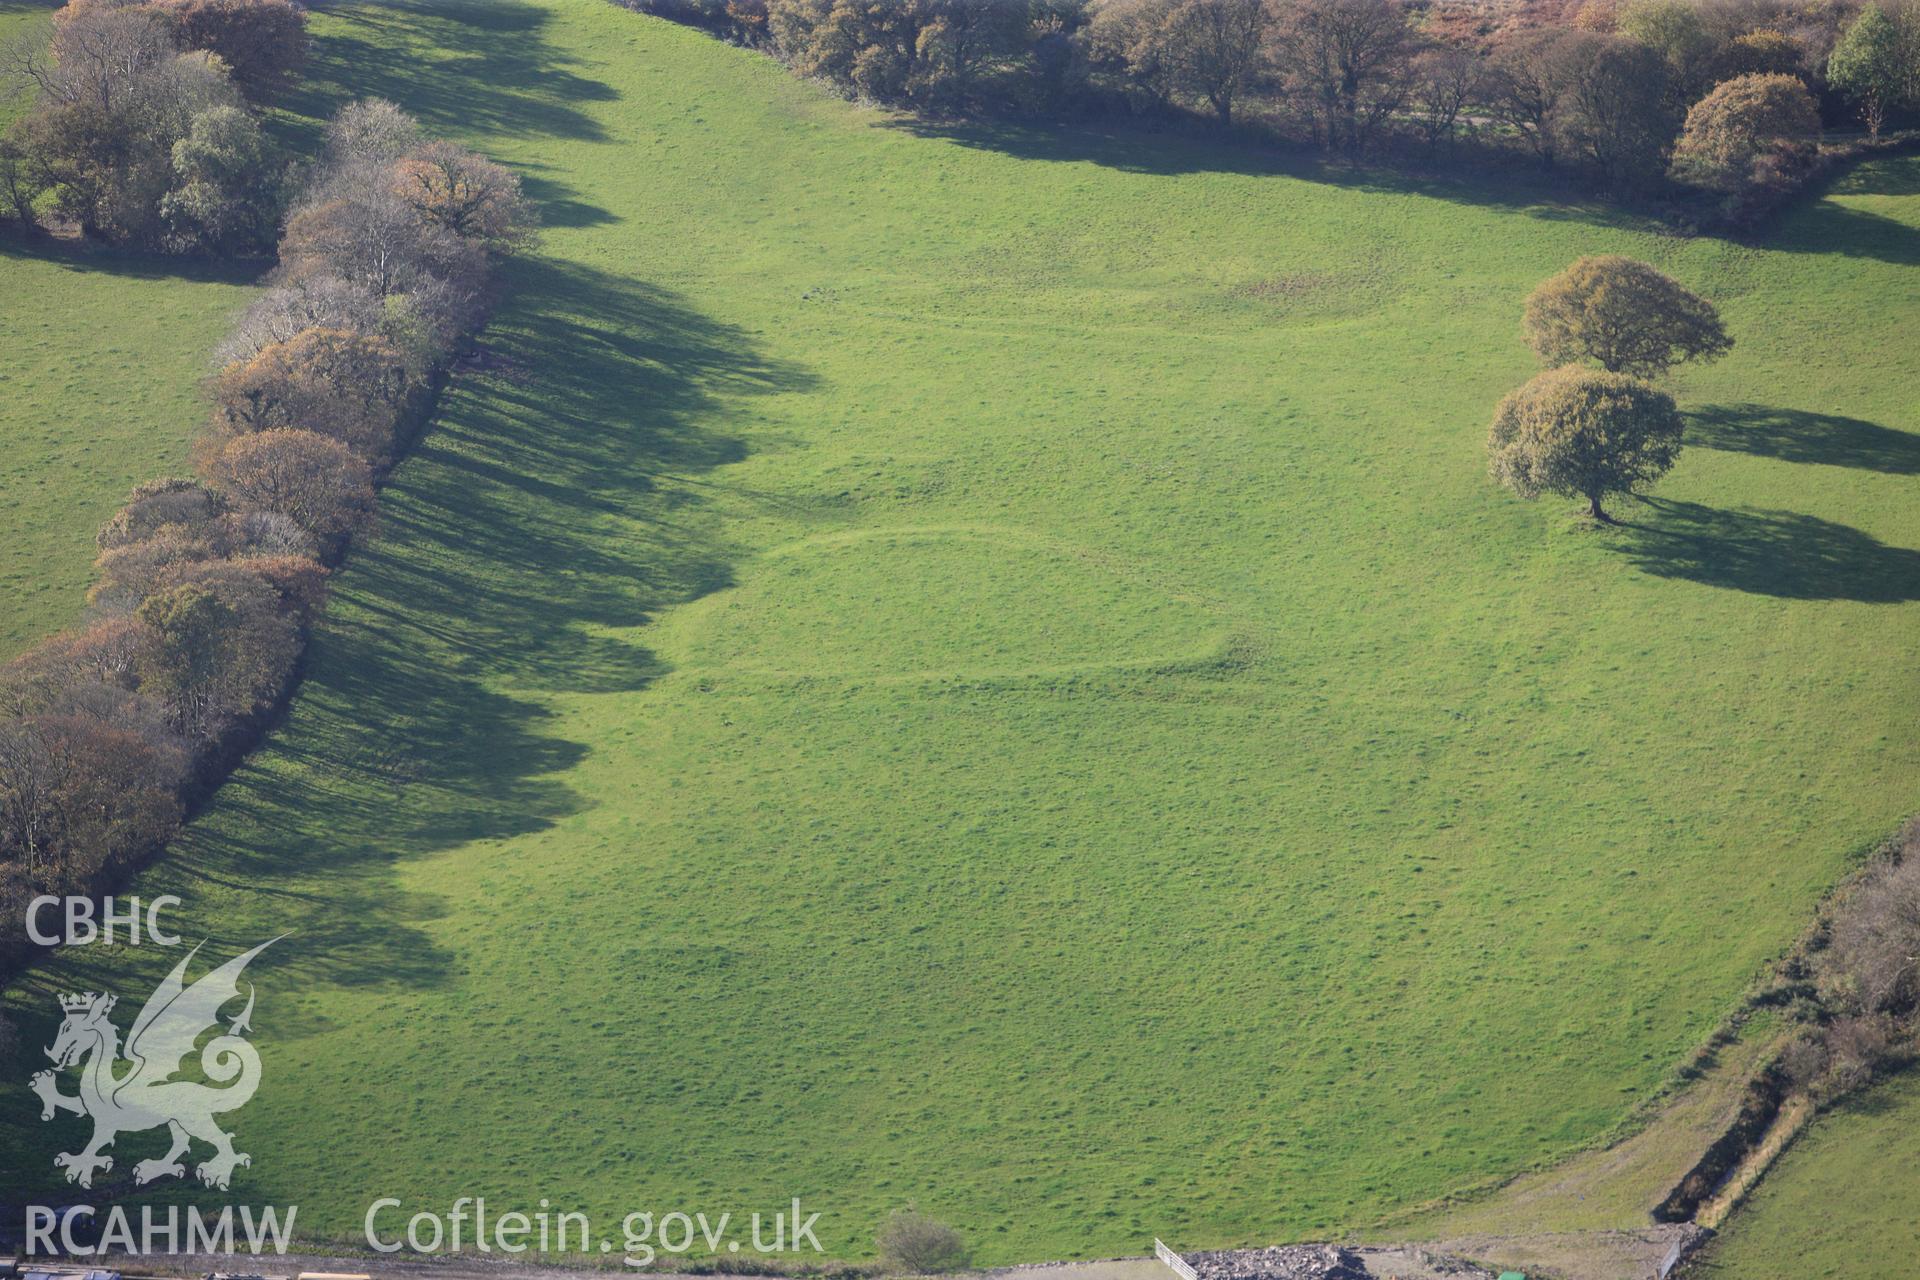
[0,0,307,250]
[618,0,1920,220]
[0,90,534,977]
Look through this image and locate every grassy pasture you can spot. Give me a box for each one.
[4,0,1919,1262]
[0,244,254,658]
[1687,1070,1920,1278]
[0,0,255,657]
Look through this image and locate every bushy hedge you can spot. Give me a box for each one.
[0,83,534,977]
[614,0,1920,221]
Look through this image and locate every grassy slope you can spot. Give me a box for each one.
[1690,1071,1920,1278]
[1385,1012,1786,1237]
[4,0,1919,1262]
[0,0,257,659]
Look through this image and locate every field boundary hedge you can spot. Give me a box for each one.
[607,0,1920,231]
[0,84,535,997]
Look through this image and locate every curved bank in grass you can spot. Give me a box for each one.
[2,0,1917,1265]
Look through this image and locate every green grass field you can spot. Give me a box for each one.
[0,0,53,117]
[0,244,254,657]
[4,0,1919,1263]
[0,0,256,658]
[1689,1070,1920,1278]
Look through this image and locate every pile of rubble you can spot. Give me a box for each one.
[1184,1245,1374,1280]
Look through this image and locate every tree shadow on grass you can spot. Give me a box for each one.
[1825,155,1920,198]
[0,228,267,285]
[1617,497,1920,601]
[1762,196,1920,266]
[359,255,814,694]
[228,253,814,923]
[1754,153,1920,266]
[519,166,622,230]
[1688,404,1920,475]
[275,0,614,152]
[0,259,812,1192]
[879,115,1652,229]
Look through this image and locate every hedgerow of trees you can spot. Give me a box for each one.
[616,0,1920,224]
[0,59,534,979]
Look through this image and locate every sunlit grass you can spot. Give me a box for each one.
[3,0,1917,1263]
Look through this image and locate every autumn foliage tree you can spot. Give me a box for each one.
[1488,365,1685,521]
[1670,72,1820,198]
[92,527,223,611]
[1523,255,1731,379]
[1483,28,1586,165]
[391,139,535,250]
[132,566,297,740]
[0,0,285,245]
[204,429,377,554]
[0,712,179,880]
[159,102,281,251]
[1615,0,1714,106]
[154,0,308,101]
[1091,0,1272,122]
[1714,28,1804,83]
[279,183,480,298]
[318,97,423,172]
[1272,0,1416,152]
[1409,45,1481,151]
[214,274,387,364]
[96,477,225,551]
[209,326,418,461]
[4,619,150,709]
[765,0,1032,106]
[1554,33,1678,186]
[133,582,230,738]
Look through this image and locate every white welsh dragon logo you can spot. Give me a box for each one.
[29,939,278,1191]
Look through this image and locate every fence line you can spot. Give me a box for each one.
[1154,1239,1197,1280]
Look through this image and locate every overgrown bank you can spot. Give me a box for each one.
[1666,818,1920,1221]
[1666,816,1920,1230]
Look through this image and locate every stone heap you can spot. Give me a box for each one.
[1184,1245,1374,1280]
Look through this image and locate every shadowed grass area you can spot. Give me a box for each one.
[1618,496,1920,600]
[1689,403,1920,474]
[2,0,1917,1264]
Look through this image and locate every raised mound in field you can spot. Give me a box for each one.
[665,526,1230,680]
